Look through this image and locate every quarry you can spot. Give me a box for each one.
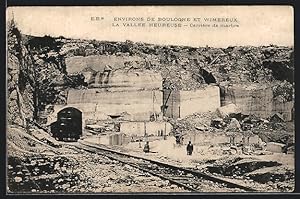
[7,20,294,193]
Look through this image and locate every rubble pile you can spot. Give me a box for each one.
[168,112,217,133]
[272,80,294,102]
[216,104,241,119]
[168,105,294,168]
[251,120,294,145]
[178,104,293,141]
[7,155,81,193]
[59,40,293,87]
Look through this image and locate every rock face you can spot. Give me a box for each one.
[7,21,34,126]
[88,70,163,91]
[66,89,162,121]
[163,86,221,119]
[65,55,143,74]
[7,23,294,126]
[7,25,87,126]
[220,84,293,120]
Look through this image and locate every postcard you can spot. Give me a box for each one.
[6,6,294,193]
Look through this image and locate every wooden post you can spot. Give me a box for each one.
[144,121,147,137]
[144,121,148,142]
[171,92,173,118]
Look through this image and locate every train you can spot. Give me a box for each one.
[50,107,82,141]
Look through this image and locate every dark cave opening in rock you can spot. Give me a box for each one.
[199,68,217,84]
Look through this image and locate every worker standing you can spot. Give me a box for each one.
[186,141,194,155]
[143,141,150,153]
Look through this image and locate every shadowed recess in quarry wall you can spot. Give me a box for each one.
[198,68,217,84]
[263,60,293,83]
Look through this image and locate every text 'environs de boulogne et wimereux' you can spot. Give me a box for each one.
[92,16,239,28]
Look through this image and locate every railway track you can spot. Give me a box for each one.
[73,140,257,192]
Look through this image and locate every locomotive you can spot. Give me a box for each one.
[50,107,82,141]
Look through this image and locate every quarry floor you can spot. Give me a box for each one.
[7,126,186,193]
[7,126,294,193]
[84,134,295,192]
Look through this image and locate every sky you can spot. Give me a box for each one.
[7,6,294,48]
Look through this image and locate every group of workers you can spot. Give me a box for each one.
[143,140,194,155]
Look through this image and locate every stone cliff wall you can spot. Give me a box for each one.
[180,86,221,118]
[163,85,220,119]
[7,30,294,126]
[7,22,34,126]
[67,89,162,121]
[222,84,293,120]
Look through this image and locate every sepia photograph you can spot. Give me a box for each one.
[6,6,294,193]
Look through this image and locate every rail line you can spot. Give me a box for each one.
[74,140,257,192]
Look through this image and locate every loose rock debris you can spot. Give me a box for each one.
[7,145,185,193]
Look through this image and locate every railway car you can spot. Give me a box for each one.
[50,107,82,141]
